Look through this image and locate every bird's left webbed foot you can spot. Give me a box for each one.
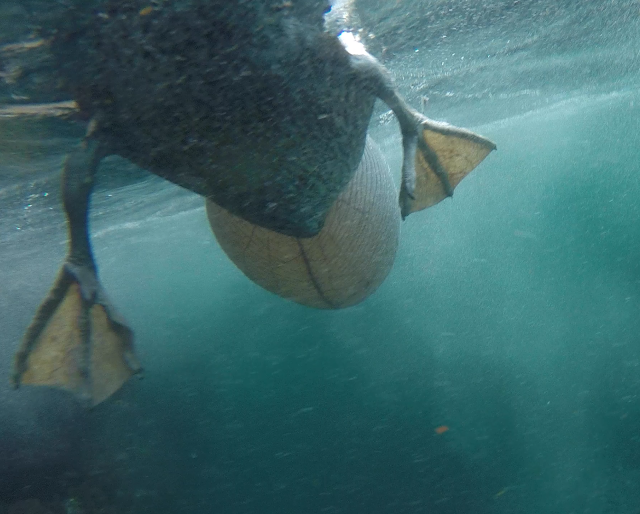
[344,39,496,218]
[393,110,497,218]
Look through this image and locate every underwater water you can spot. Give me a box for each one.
[1,1,640,513]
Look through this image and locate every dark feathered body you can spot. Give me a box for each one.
[48,1,377,236]
[10,0,496,406]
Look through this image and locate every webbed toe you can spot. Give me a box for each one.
[400,118,497,217]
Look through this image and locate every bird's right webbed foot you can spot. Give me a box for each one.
[12,130,141,406]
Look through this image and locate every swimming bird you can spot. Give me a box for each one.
[10,0,495,405]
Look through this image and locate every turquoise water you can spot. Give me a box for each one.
[1,2,640,513]
[94,91,640,513]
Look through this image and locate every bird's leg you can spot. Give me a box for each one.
[347,49,496,218]
[12,125,141,406]
[380,88,496,218]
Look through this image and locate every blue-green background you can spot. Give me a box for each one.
[1,1,639,512]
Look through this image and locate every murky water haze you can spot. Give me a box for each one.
[1,1,640,513]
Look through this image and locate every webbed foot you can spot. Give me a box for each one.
[398,114,497,218]
[343,40,496,218]
[12,128,141,406]
[12,263,141,406]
